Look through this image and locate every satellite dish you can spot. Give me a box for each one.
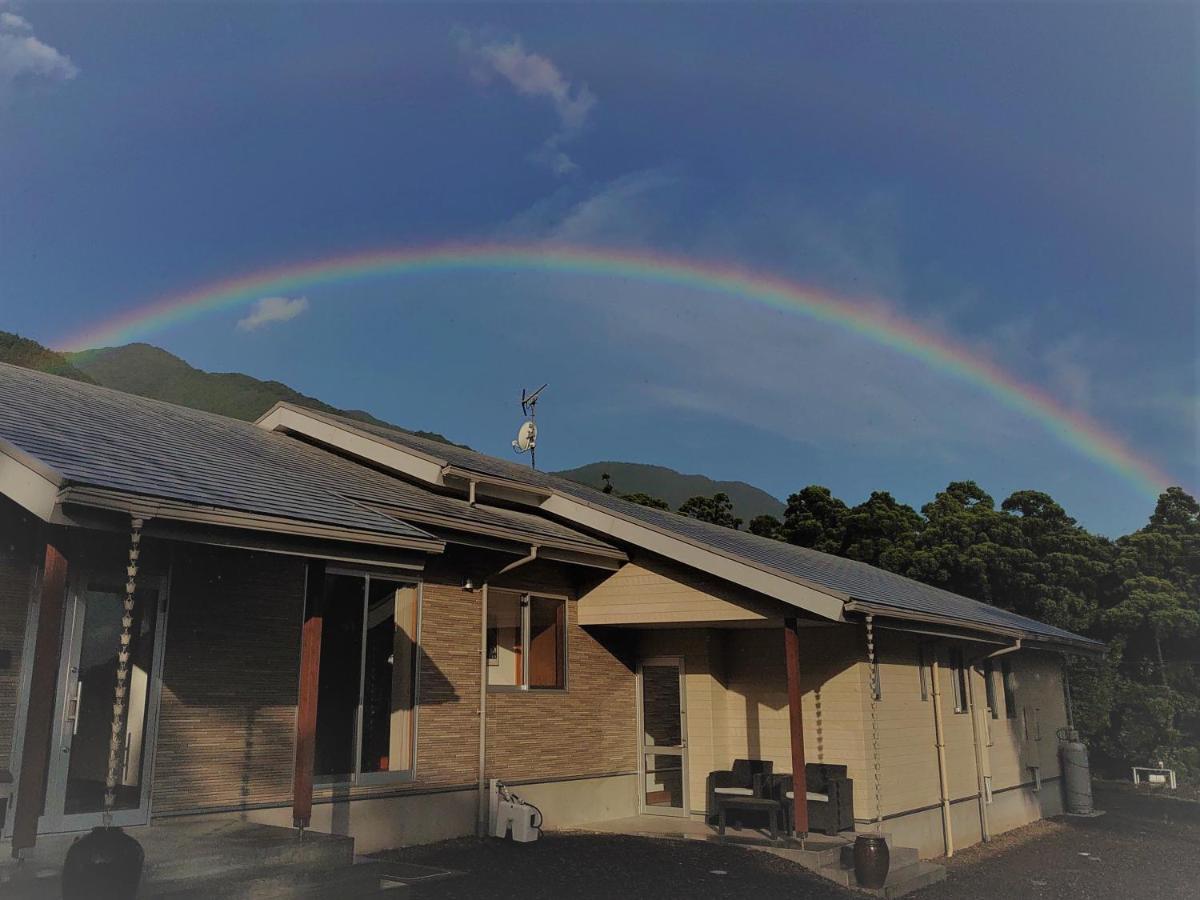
[512,420,537,453]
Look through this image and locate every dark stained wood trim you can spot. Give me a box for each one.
[292,559,325,828]
[11,535,69,856]
[784,617,809,837]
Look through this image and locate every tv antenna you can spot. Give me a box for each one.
[512,384,546,470]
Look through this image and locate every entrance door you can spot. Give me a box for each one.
[637,657,689,817]
[40,574,167,833]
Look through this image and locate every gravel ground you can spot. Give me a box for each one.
[380,783,1198,899]
[922,782,1200,900]
[380,832,846,900]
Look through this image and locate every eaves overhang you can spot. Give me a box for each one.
[54,484,446,555]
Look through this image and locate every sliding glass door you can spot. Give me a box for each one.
[313,571,420,785]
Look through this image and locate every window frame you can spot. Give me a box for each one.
[1001,659,1017,719]
[486,589,569,693]
[313,567,423,788]
[917,644,929,702]
[950,648,969,714]
[983,660,999,720]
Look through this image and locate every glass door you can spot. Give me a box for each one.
[41,575,167,833]
[637,657,689,817]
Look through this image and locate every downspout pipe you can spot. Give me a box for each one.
[929,650,953,857]
[964,660,991,843]
[964,639,1019,844]
[476,546,539,836]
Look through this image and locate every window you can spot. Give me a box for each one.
[983,660,998,719]
[950,648,969,713]
[1031,706,1042,741]
[1001,659,1017,719]
[312,571,420,782]
[1029,765,1042,792]
[918,645,929,701]
[487,591,565,690]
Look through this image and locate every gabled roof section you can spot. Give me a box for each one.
[260,401,1103,652]
[0,364,620,562]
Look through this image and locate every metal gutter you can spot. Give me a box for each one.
[56,486,446,554]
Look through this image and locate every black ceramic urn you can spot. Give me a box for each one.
[62,826,144,900]
[853,833,890,890]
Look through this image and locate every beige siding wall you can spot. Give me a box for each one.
[635,625,866,816]
[580,556,781,625]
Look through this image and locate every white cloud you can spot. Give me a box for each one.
[236,296,310,332]
[457,28,595,176]
[0,5,78,103]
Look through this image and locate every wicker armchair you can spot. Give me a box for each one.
[769,764,854,836]
[705,759,774,822]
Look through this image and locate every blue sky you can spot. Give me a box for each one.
[1,1,1195,536]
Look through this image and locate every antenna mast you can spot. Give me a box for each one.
[512,384,547,470]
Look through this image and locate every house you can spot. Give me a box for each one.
[0,361,1100,872]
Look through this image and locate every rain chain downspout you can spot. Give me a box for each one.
[865,614,883,830]
[929,651,953,856]
[104,516,144,819]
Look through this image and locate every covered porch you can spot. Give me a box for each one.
[578,554,872,839]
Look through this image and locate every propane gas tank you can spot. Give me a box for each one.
[1060,731,1094,814]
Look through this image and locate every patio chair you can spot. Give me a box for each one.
[769,764,854,836]
[706,759,773,823]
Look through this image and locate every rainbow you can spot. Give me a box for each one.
[56,242,1181,499]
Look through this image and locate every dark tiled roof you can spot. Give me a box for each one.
[312,408,1099,648]
[0,363,618,555]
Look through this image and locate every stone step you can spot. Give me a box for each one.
[816,857,946,898]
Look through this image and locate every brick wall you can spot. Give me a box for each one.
[0,500,38,773]
[485,563,638,784]
[151,544,306,814]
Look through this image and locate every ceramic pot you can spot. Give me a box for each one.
[62,826,144,900]
[853,833,890,889]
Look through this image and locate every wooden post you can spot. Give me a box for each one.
[11,537,69,856]
[292,560,325,829]
[784,617,809,838]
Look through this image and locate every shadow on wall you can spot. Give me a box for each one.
[720,626,861,771]
[154,544,460,816]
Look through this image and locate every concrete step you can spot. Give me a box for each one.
[151,858,385,899]
[879,861,947,898]
[816,857,946,898]
[142,827,355,894]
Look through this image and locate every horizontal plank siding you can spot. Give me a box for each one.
[580,557,782,625]
[152,545,306,814]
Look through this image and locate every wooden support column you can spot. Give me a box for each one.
[11,537,69,857]
[292,560,325,829]
[784,617,810,838]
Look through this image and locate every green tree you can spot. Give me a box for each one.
[621,491,671,511]
[782,485,848,552]
[749,514,785,540]
[678,492,742,530]
[840,491,922,572]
